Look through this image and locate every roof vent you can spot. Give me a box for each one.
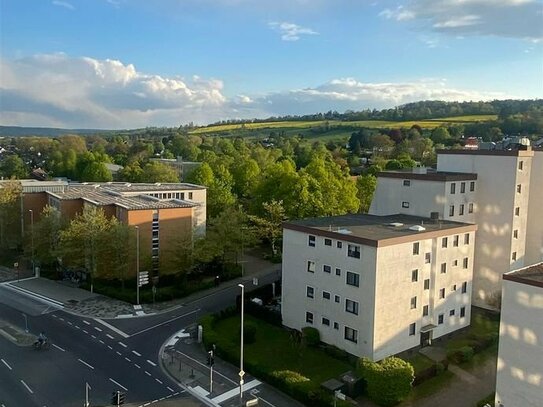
[409,225,426,232]
[388,222,404,227]
[337,228,352,235]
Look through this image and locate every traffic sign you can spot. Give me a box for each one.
[138,271,149,287]
[334,390,346,401]
[239,370,245,378]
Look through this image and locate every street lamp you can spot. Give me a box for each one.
[135,226,140,305]
[29,210,35,276]
[238,283,245,406]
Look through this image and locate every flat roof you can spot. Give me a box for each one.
[437,148,534,157]
[504,263,543,288]
[378,170,477,182]
[284,213,476,248]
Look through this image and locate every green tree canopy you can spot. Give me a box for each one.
[0,155,29,179]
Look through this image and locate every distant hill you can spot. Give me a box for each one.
[0,126,119,137]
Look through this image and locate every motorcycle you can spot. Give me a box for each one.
[33,339,50,350]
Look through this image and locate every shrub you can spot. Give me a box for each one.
[270,370,310,385]
[358,357,414,407]
[447,346,474,364]
[302,327,320,347]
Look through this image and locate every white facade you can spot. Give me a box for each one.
[281,215,476,361]
[495,264,543,407]
[525,150,543,265]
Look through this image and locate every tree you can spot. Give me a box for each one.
[430,127,451,145]
[0,155,28,179]
[0,180,22,249]
[32,205,63,266]
[356,175,377,213]
[249,200,286,256]
[139,162,179,183]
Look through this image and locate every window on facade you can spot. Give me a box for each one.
[322,317,330,326]
[344,326,358,343]
[461,282,467,294]
[463,257,469,269]
[424,279,430,290]
[515,207,520,216]
[345,299,359,315]
[452,284,457,291]
[333,322,339,330]
[450,309,455,316]
[410,296,417,309]
[512,252,517,261]
[153,211,159,221]
[335,295,340,303]
[517,184,522,194]
[449,205,455,217]
[460,307,466,318]
[307,261,315,273]
[402,201,410,208]
[323,265,331,273]
[324,238,332,246]
[468,203,474,213]
[453,259,458,267]
[459,204,465,216]
[308,235,316,247]
[470,181,475,192]
[323,291,331,300]
[460,182,466,193]
[335,268,341,276]
[337,241,343,249]
[306,286,314,298]
[412,269,419,282]
[188,192,193,199]
[346,271,360,287]
[450,183,456,194]
[347,244,361,259]
[442,237,448,248]
[413,242,420,255]
[454,235,459,247]
[409,323,416,336]
[513,230,519,239]
[403,180,411,186]
[439,288,445,299]
[464,233,470,245]
[425,253,431,264]
[306,312,313,324]
[423,305,429,317]
[152,248,159,257]
[519,161,524,171]
[441,263,447,274]
[438,314,444,324]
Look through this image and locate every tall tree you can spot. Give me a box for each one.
[31,205,63,266]
[356,175,377,213]
[249,200,286,256]
[139,162,179,183]
[0,180,22,249]
[0,155,28,179]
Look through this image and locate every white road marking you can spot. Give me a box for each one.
[52,344,66,352]
[94,327,102,332]
[78,359,95,370]
[82,330,89,334]
[175,350,236,384]
[167,386,175,393]
[125,357,131,362]
[20,380,33,394]
[99,340,104,344]
[82,320,90,325]
[106,334,115,339]
[91,335,96,339]
[109,378,128,391]
[107,345,113,350]
[145,371,152,376]
[1,359,12,370]
[67,321,72,326]
[132,350,141,357]
[118,342,127,348]
[211,379,261,403]
[130,309,200,337]
[146,359,157,367]
[94,318,129,338]
[52,314,58,318]
[116,351,122,356]
[155,378,163,384]
[75,325,81,329]
[58,317,64,321]
[134,363,141,369]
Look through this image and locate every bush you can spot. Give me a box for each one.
[447,346,474,364]
[358,357,414,406]
[270,370,310,385]
[302,327,320,347]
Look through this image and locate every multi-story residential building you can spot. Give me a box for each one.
[495,263,543,407]
[370,147,543,309]
[282,213,476,361]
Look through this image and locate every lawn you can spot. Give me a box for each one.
[446,311,499,352]
[212,315,353,384]
[404,353,435,376]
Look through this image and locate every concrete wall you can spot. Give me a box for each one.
[525,151,543,265]
[495,278,543,407]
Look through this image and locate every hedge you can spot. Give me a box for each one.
[302,327,320,347]
[412,360,449,386]
[447,346,475,364]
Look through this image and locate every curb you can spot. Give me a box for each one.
[3,282,64,308]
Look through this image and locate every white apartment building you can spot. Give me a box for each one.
[370,147,543,309]
[495,263,543,407]
[282,214,476,361]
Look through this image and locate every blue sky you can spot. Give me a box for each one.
[1,0,542,128]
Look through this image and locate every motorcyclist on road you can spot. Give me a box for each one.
[37,332,47,345]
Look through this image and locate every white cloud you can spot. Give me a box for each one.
[268,22,318,41]
[52,1,75,10]
[379,0,543,41]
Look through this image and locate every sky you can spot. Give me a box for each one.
[0,0,542,129]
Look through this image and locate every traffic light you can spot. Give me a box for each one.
[207,350,214,366]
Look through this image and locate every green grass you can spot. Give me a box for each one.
[446,312,499,351]
[406,370,455,402]
[405,353,435,375]
[213,315,352,383]
[428,115,497,123]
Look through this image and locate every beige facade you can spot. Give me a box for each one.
[525,150,543,265]
[281,214,476,361]
[495,264,543,407]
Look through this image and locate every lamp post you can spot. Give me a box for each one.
[85,382,91,407]
[238,283,245,406]
[135,226,140,305]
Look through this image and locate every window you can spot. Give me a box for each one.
[450,183,456,194]
[425,252,431,264]
[423,305,429,317]
[439,288,445,299]
[323,291,331,300]
[412,269,419,282]
[344,326,358,343]
[453,235,459,247]
[461,282,467,294]
[463,257,469,269]
[402,201,410,208]
[441,263,447,274]
[188,192,193,199]
[470,181,475,192]
[468,203,474,213]
[334,322,339,330]
[459,204,465,216]
[335,295,340,303]
[449,205,455,217]
[347,244,361,259]
[306,286,314,299]
[450,309,455,316]
[464,233,470,245]
[322,317,330,326]
[410,296,417,309]
[515,207,520,216]
[324,238,332,246]
[517,184,522,194]
[453,259,458,267]
[308,235,316,247]
[452,284,457,291]
[513,230,519,239]
[346,299,359,315]
[307,261,315,273]
[512,252,517,261]
[323,265,331,273]
[335,268,341,276]
[409,323,416,336]
[442,237,448,248]
[460,182,466,193]
[424,279,430,290]
[413,242,420,255]
[153,212,159,221]
[519,161,524,171]
[403,180,411,186]
[438,314,444,325]
[346,272,360,287]
[306,312,313,324]
[460,307,466,318]
[337,241,343,249]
